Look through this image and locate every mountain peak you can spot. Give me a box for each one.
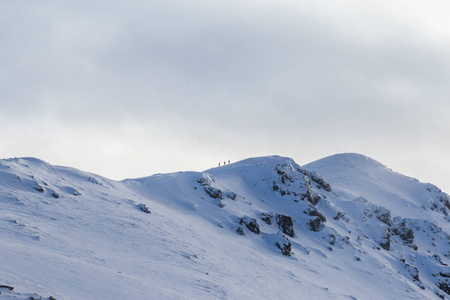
[305,152,388,171]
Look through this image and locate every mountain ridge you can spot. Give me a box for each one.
[1,154,449,299]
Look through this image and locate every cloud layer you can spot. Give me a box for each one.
[2,0,450,191]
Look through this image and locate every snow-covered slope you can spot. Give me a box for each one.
[1,155,449,299]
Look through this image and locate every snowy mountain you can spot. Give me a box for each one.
[1,154,449,299]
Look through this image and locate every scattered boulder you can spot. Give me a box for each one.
[275,233,292,256]
[437,280,450,296]
[238,217,260,234]
[302,188,321,205]
[236,226,245,235]
[88,176,99,184]
[374,206,392,225]
[333,211,349,222]
[440,272,450,278]
[305,207,327,231]
[405,263,420,282]
[204,187,222,200]
[225,191,237,200]
[33,182,44,193]
[308,218,324,232]
[138,204,151,214]
[304,207,326,223]
[276,214,295,237]
[439,194,450,211]
[260,213,273,225]
[379,231,391,251]
[328,234,336,246]
[392,219,417,250]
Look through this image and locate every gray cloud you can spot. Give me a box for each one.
[1,0,450,191]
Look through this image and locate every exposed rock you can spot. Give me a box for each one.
[379,231,391,251]
[276,214,295,237]
[302,188,321,205]
[299,169,332,192]
[236,226,245,235]
[272,182,280,193]
[436,292,445,300]
[88,176,99,184]
[328,234,336,246]
[238,217,260,234]
[433,255,447,266]
[225,191,237,200]
[197,173,215,186]
[304,207,326,222]
[439,194,450,211]
[260,213,273,225]
[275,233,292,256]
[392,219,417,250]
[405,263,420,282]
[138,204,151,214]
[374,206,391,225]
[33,182,44,193]
[272,163,322,205]
[308,217,324,232]
[204,186,222,200]
[333,211,350,222]
[437,280,450,296]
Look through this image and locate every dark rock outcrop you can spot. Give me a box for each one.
[225,191,237,200]
[276,214,295,237]
[438,280,450,296]
[138,204,151,214]
[260,213,273,225]
[379,231,391,251]
[374,207,391,225]
[308,218,324,232]
[275,233,292,256]
[333,211,349,222]
[238,217,260,234]
[236,226,245,235]
[392,219,417,250]
[300,169,332,192]
[304,207,326,223]
[204,187,222,200]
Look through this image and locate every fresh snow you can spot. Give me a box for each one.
[0,154,449,299]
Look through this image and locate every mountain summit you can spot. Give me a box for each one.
[1,154,449,299]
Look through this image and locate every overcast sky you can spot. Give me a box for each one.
[1,1,450,192]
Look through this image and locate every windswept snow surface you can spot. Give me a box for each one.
[1,155,449,299]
